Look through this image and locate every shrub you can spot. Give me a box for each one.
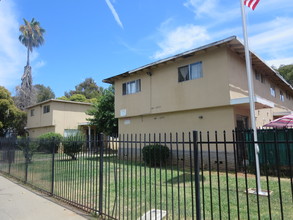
[142,144,170,166]
[62,134,85,160]
[38,132,62,153]
[17,137,38,163]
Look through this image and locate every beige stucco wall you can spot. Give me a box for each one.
[232,106,275,128]
[27,126,55,138]
[119,106,235,136]
[227,48,293,122]
[115,47,231,119]
[51,102,93,135]
[228,49,250,100]
[26,104,53,129]
[255,108,274,127]
[118,106,237,153]
[26,100,92,138]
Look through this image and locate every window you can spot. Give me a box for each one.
[64,129,79,137]
[255,72,261,81]
[122,79,141,95]
[43,105,50,114]
[30,109,35,116]
[270,86,276,97]
[255,72,265,83]
[286,91,291,100]
[178,62,203,82]
[280,91,284,102]
[261,75,265,83]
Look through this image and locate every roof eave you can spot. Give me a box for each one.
[102,35,293,93]
[26,99,93,109]
[103,36,237,84]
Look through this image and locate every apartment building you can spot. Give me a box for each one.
[103,36,293,135]
[25,99,94,138]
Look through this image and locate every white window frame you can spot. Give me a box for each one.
[178,61,203,82]
[122,79,141,95]
[280,91,284,102]
[270,86,276,97]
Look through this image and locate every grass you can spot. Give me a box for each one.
[1,151,292,220]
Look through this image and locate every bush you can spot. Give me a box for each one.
[38,132,62,153]
[62,134,85,160]
[142,144,170,166]
[17,137,38,163]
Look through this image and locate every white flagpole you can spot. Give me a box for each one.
[240,0,266,195]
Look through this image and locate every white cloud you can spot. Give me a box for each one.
[266,57,293,68]
[152,0,293,66]
[34,60,46,69]
[0,1,26,90]
[184,0,218,18]
[151,0,239,60]
[105,0,124,29]
[257,0,293,11]
[249,17,293,59]
[152,24,210,59]
[183,0,239,25]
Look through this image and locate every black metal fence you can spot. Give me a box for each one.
[0,129,292,219]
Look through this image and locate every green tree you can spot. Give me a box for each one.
[38,132,62,153]
[57,96,69,101]
[69,94,87,102]
[34,84,55,103]
[57,95,97,103]
[87,86,118,135]
[277,64,293,86]
[63,134,85,160]
[65,78,102,99]
[0,86,27,137]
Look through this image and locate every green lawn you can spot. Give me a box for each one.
[1,151,292,220]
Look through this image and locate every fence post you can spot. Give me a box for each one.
[8,143,12,174]
[24,138,29,183]
[51,139,56,195]
[7,138,16,174]
[99,133,104,214]
[193,130,201,220]
[8,149,11,174]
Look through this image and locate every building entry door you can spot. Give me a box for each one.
[236,115,248,130]
[236,115,249,169]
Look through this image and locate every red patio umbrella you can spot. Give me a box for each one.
[263,114,293,128]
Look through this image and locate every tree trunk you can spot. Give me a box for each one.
[26,47,30,66]
[15,65,36,110]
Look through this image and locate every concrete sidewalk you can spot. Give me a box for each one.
[0,175,95,220]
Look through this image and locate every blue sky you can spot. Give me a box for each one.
[1,0,293,97]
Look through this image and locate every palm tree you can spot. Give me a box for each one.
[16,18,45,110]
[19,18,45,66]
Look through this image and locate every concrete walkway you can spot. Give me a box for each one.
[0,175,94,220]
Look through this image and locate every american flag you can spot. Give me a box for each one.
[244,0,260,10]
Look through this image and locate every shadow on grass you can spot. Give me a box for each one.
[166,173,205,185]
[56,159,77,162]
